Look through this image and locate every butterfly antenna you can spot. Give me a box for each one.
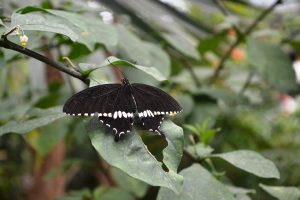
[107,58,127,79]
[89,76,101,85]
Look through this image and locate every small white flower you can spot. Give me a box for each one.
[20,34,28,47]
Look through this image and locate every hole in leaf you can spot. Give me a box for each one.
[140,131,167,163]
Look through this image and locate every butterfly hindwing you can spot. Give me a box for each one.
[132,83,182,134]
[99,116,133,141]
[140,115,164,135]
[99,85,135,139]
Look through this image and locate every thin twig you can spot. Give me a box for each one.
[212,0,242,36]
[210,0,282,82]
[0,36,87,83]
[180,57,201,87]
[238,71,254,96]
[3,27,17,37]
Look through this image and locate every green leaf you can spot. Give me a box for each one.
[11,7,117,50]
[27,106,64,117]
[227,185,255,200]
[0,19,5,27]
[86,118,183,194]
[10,12,78,40]
[94,187,135,200]
[161,119,184,172]
[45,9,117,50]
[260,184,300,200]
[186,143,214,159]
[79,56,167,81]
[175,94,194,118]
[247,38,298,93]
[227,185,255,195]
[212,150,280,179]
[115,25,170,77]
[163,33,200,60]
[0,106,65,136]
[157,164,235,200]
[111,167,149,198]
[35,119,68,156]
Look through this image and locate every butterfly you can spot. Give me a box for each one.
[63,78,182,141]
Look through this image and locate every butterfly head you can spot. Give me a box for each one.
[121,78,130,85]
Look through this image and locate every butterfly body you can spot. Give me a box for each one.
[63,78,182,141]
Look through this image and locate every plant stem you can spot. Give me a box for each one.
[0,36,87,83]
[210,0,282,82]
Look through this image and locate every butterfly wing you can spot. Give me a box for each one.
[139,115,165,135]
[99,116,133,141]
[63,84,122,116]
[131,83,182,134]
[63,84,135,139]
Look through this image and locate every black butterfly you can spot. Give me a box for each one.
[63,78,182,141]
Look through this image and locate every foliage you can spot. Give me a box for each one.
[0,0,300,200]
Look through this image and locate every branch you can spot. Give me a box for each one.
[210,0,282,82]
[0,36,87,83]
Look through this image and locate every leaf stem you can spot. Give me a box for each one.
[210,0,282,82]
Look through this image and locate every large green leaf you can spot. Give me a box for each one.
[116,25,170,77]
[0,106,65,136]
[186,143,214,159]
[79,56,167,81]
[94,187,135,200]
[260,184,300,200]
[10,12,78,40]
[34,119,68,156]
[10,7,117,50]
[86,118,183,194]
[161,119,184,172]
[157,164,235,200]
[45,9,117,50]
[212,150,280,179]
[115,25,170,85]
[111,168,149,198]
[247,38,298,93]
[227,185,255,200]
[163,33,200,60]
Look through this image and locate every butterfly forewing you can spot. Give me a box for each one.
[132,83,182,115]
[63,84,135,139]
[63,84,122,116]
